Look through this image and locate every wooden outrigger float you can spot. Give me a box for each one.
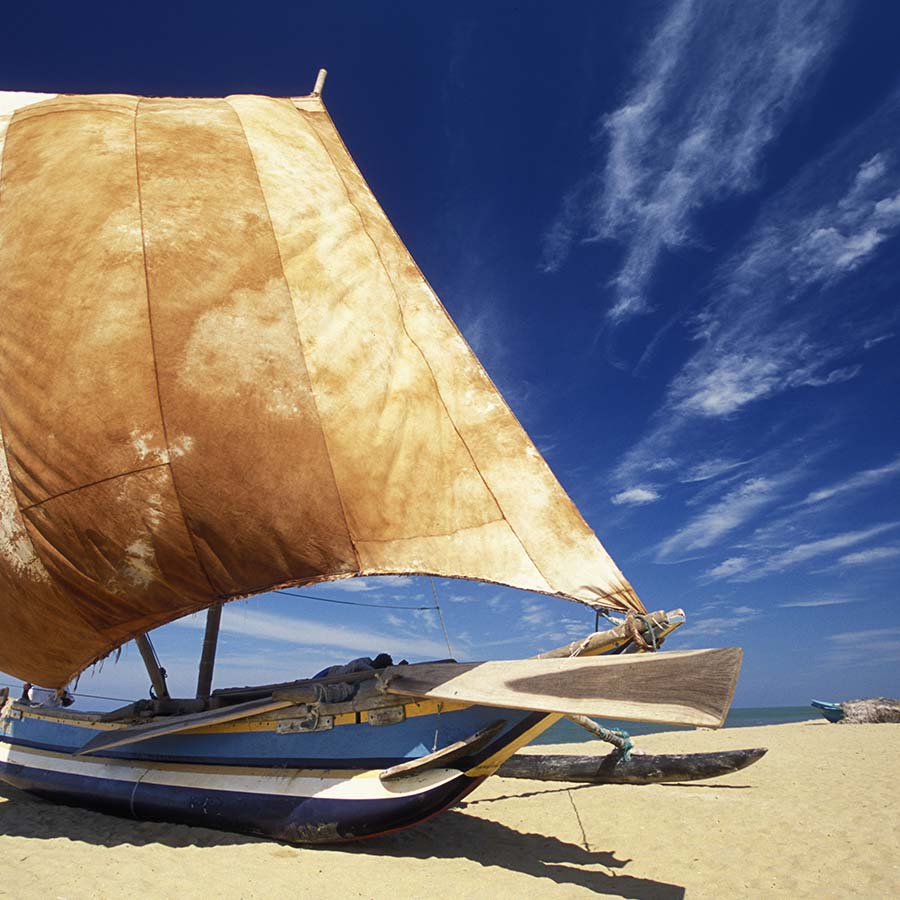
[498,747,768,785]
[0,75,756,843]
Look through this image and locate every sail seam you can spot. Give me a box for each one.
[306,109,552,590]
[18,461,171,512]
[225,97,361,573]
[132,98,220,597]
[352,519,506,544]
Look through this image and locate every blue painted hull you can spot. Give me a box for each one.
[1,751,483,843]
[810,700,844,723]
[0,701,555,842]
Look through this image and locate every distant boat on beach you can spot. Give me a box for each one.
[811,700,845,723]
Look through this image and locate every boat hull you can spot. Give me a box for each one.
[0,741,484,843]
[0,701,551,843]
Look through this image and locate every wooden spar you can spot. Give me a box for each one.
[536,609,684,659]
[496,747,768,785]
[567,713,631,751]
[313,68,328,96]
[196,603,223,699]
[76,696,293,756]
[379,648,743,728]
[134,634,169,700]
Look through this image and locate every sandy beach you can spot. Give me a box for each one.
[1,720,897,899]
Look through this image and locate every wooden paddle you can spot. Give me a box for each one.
[378,648,742,728]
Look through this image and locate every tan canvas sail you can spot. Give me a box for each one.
[0,90,645,687]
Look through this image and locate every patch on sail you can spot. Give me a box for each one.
[177,277,313,421]
[130,427,169,465]
[0,433,51,583]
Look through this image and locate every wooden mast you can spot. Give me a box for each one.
[196,603,223,699]
[134,634,170,700]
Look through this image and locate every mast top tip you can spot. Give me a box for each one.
[313,68,328,97]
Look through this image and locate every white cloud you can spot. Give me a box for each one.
[778,597,858,608]
[704,557,751,579]
[680,458,749,483]
[828,627,900,645]
[612,88,900,496]
[683,604,761,637]
[325,579,375,593]
[657,476,785,559]
[838,545,900,566]
[799,364,862,387]
[864,332,894,349]
[521,599,552,627]
[824,627,900,666]
[541,0,845,321]
[799,454,900,506]
[174,607,449,660]
[676,353,788,417]
[318,575,416,593]
[611,486,660,506]
[761,522,900,574]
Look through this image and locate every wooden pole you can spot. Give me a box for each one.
[196,603,223,699]
[313,68,328,96]
[134,634,169,700]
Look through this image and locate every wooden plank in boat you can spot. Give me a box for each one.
[76,697,292,756]
[379,719,507,782]
[379,648,742,728]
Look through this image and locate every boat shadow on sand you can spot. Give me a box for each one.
[0,782,685,899]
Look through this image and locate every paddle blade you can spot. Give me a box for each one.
[380,648,742,728]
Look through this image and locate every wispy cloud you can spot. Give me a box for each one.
[521,599,553,627]
[613,85,900,499]
[825,627,900,666]
[798,454,900,506]
[701,521,898,589]
[683,604,761,637]
[680,458,749,483]
[864,332,894,350]
[703,557,750,580]
[778,597,858,608]
[838,545,900,566]
[672,148,900,421]
[657,475,789,560]
[541,0,846,322]
[174,608,449,659]
[760,522,900,574]
[308,575,417,594]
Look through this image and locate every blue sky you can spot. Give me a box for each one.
[1,1,898,707]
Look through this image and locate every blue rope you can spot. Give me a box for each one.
[636,614,659,650]
[594,723,633,760]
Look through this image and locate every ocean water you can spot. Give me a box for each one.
[531,706,818,745]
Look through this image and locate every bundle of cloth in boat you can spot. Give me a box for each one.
[311,654,407,702]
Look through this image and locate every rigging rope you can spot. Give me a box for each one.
[429,577,454,659]
[277,588,434,611]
